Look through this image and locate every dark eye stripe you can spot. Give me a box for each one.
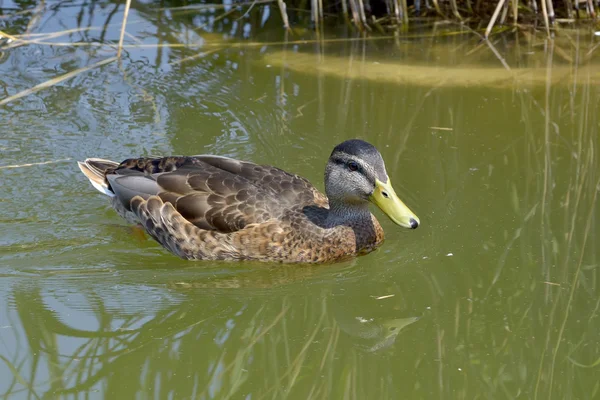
[347,161,359,171]
[331,157,370,178]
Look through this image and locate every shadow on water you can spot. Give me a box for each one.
[1,0,600,398]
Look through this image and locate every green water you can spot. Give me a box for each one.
[1,2,600,398]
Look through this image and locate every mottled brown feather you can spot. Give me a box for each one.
[80,154,385,263]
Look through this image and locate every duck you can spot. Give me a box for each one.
[77,139,420,263]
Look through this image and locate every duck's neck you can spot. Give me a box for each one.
[325,201,372,228]
[325,201,385,253]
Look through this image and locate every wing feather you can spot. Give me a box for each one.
[105,155,326,234]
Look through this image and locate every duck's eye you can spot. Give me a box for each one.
[347,161,359,172]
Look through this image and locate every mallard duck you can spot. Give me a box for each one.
[78,139,419,263]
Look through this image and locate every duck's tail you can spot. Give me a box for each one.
[77,158,119,197]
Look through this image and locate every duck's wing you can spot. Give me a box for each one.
[101,155,327,233]
[191,155,328,208]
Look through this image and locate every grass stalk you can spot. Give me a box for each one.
[500,0,510,23]
[341,0,350,21]
[356,0,371,29]
[0,355,41,400]
[169,47,223,66]
[276,0,291,30]
[158,0,273,11]
[318,0,324,28]
[546,0,556,20]
[540,0,551,36]
[0,159,71,169]
[392,0,401,23]
[450,0,463,20]
[347,0,362,29]
[117,0,132,58]
[0,29,18,42]
[431,0,445,17]
[587,0,597,17]
[24,0,44,35]
[0,57,117,106]
[401,0,410,24]
[548,174,600,398]
[485,0,507,39]
[312,0,320,30]
[564,0,574,18]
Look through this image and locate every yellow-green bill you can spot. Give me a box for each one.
[370,179,420,229]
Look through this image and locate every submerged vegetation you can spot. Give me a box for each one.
[263,50,600,88]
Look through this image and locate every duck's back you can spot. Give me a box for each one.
[103,155,329,233]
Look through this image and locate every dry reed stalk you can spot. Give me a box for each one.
[318,0,324,28]
[533,44,555,400]
[450,0,462,20]
[584,41,600,60]
[347,0,360,29]
[431,0,445,17]
[549,173,599,395]
[356,0,371,29]
[24,0,44,36]
[160,0,274,11]
[392,0,401,23]
[485,39,511,69]
[564,0,574,18]
[169,47,223,65]
[10,22,141,40]
[0,29,18,42]
[512,0,519,25]
[264,304,327,397]
[0,57,117,106]
[546,0,556,20]
[587,0,597,17]
[531,0,538,12]
[552,43,574,62]
[0,159,71,169]
[341,0,350,21]
[500,0,510,23]
[197,306,281,399]
[401,0,409,24]
[276,0,290,30]
[318,325,339,371]
[485,0,507,39]
[117,0,132,58]
[540,0,551,36]
[436,327,444,396]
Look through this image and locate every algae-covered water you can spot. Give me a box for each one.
[1,1,599,398]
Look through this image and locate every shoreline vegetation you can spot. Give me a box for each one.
[290,0,600,34]
[278,0,600,38]
[0,0,599,43]
[0,0,598,106]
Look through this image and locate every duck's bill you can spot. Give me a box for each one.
[369,179,420,229]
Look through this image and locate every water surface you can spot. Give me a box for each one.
[1,2,599,399]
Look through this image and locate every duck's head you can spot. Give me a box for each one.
[325,139,420,229]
